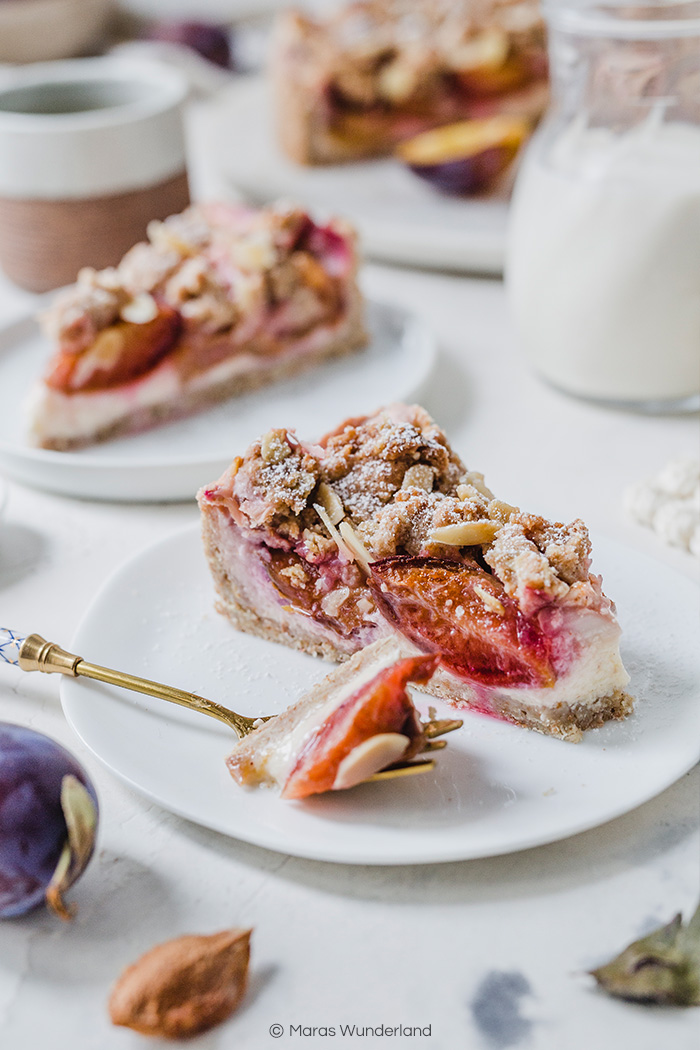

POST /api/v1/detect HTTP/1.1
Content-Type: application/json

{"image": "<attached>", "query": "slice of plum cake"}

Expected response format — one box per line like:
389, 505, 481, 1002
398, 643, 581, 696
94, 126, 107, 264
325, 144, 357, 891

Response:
28, 201, 366, 450
227, 638, 438, 799
198, 404, 633, 741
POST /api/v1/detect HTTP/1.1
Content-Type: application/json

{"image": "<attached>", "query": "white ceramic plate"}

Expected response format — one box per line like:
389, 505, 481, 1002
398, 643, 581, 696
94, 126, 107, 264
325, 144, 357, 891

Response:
219, 78, 510, 275
0, 298, 435, 502
61, 526, 700, 865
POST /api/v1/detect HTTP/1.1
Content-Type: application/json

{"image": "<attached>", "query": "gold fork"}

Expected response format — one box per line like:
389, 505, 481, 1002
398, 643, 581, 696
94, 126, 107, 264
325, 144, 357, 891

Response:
1, 630, 462, 784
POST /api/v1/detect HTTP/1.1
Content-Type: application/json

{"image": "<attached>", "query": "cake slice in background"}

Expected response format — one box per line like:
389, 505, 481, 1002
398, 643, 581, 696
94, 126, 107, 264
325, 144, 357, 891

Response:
271, 0, 548, 165
27, 201, 366, 450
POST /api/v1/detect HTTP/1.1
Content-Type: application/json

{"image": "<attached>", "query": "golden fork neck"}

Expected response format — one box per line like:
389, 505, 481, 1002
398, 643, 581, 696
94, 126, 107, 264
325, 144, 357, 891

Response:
18, 634, 81, 675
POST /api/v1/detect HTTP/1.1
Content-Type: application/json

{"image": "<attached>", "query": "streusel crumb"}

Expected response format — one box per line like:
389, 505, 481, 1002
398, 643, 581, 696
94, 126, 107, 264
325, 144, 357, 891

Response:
226, 405, 596, 607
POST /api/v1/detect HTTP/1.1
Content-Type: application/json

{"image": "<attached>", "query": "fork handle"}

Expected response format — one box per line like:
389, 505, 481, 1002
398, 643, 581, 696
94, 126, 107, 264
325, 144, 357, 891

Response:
1, 627, 29, 668
16, 632, 81, 675
3, 630, 252, 736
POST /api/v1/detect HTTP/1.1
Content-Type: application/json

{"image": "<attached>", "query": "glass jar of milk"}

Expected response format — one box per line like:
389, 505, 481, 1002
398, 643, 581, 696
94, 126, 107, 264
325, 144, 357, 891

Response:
506, 1, 700, 410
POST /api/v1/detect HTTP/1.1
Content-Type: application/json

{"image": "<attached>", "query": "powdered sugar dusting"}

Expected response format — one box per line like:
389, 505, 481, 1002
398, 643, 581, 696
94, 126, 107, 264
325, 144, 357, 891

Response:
206, 405, 600, 610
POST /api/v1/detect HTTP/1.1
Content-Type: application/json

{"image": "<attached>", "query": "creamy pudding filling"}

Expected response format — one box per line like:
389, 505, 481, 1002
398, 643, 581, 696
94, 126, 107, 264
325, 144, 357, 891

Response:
200, 405, 632, 740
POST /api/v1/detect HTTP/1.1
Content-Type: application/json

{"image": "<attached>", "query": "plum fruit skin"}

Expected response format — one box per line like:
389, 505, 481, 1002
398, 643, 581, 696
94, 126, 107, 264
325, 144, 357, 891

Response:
149, 21, 232, 69
397, 116, 530, 197
407, 144, 516, 196
0, 724, 98, 919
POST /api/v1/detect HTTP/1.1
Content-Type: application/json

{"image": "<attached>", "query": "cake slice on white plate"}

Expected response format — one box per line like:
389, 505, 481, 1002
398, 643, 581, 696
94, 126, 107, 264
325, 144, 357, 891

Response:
198, 404, 633, 742
272, 0, 549, 165
27, 201, 366, 450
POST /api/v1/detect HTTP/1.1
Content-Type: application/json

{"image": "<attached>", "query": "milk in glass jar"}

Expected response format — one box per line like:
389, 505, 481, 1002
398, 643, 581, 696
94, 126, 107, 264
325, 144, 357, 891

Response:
506, 1, 700, 410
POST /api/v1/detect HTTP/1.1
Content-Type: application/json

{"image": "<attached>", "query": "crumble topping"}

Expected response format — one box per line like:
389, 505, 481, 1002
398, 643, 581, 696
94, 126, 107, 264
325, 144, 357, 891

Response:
520, 516, 592, 586
321, 405, 465, 510
485, 524, 570, 605
41, 266, 131, 344
41, 201, 355, 350
165, 255, 242, 334
211, 405, 598, 610
283, 0, 545, 111
234, 431, 320, 529
357, 489, 490, 557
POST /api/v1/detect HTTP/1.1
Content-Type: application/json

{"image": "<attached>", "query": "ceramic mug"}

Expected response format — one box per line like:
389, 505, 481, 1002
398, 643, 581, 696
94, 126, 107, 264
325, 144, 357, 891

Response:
0, 57, 191, 292
0, 0, 111, 64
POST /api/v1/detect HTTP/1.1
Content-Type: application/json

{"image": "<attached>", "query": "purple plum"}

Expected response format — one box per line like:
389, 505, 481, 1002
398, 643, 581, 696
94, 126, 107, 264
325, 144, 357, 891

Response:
0, 723, 98, 919
148, 20, 232, 70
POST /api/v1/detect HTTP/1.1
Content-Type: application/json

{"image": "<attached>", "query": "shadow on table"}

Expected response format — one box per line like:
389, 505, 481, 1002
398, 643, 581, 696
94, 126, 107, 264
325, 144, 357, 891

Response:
0, 851, 177, 985
174, 762, 700, 908
0, 523, 46, 589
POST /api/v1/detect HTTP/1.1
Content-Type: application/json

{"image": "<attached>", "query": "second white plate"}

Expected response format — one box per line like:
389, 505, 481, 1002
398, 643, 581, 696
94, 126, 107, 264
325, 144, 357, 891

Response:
0, 298, 435, 502
219, 78, 510, 275
61, 525, 700, 865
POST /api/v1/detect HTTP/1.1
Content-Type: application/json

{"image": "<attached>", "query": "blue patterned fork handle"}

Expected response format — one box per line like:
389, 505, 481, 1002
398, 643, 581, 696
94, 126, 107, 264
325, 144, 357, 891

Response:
0, 628, 25, 668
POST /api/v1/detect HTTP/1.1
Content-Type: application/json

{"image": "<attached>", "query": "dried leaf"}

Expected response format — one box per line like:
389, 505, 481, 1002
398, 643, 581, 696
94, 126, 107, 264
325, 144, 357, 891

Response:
590, 903, 700, 1006
109, 928, 252, 1037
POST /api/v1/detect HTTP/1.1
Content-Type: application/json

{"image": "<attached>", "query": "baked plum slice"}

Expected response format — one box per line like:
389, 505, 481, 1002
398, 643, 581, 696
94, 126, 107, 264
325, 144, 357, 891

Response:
264, 547, 366, 639
45, 302, 181, 392
396, 116, 530, 196
281, 653, 438, 800
369, 555, 555, 688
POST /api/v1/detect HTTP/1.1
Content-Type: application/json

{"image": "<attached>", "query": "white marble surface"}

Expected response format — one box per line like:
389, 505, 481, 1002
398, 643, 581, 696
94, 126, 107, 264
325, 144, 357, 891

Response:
0, 207, 699, 1049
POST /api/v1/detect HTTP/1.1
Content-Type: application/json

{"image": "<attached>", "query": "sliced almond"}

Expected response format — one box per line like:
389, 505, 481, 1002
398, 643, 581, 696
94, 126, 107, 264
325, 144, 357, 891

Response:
314, 507, 374, 572
456, 483, 482, 502
429, 520, 500, 546
488, 498, 519, 522
446, 27, 510, 73
463, 471, 495, 499
402, 464, 435, 492
316, 481, 345, 525
333, 734, 410, 791
338, 520, 374, 573
314, 503, 355, 563
119, 293, 158, 325
321, 586, 350, 618
260, 429, 291, 464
